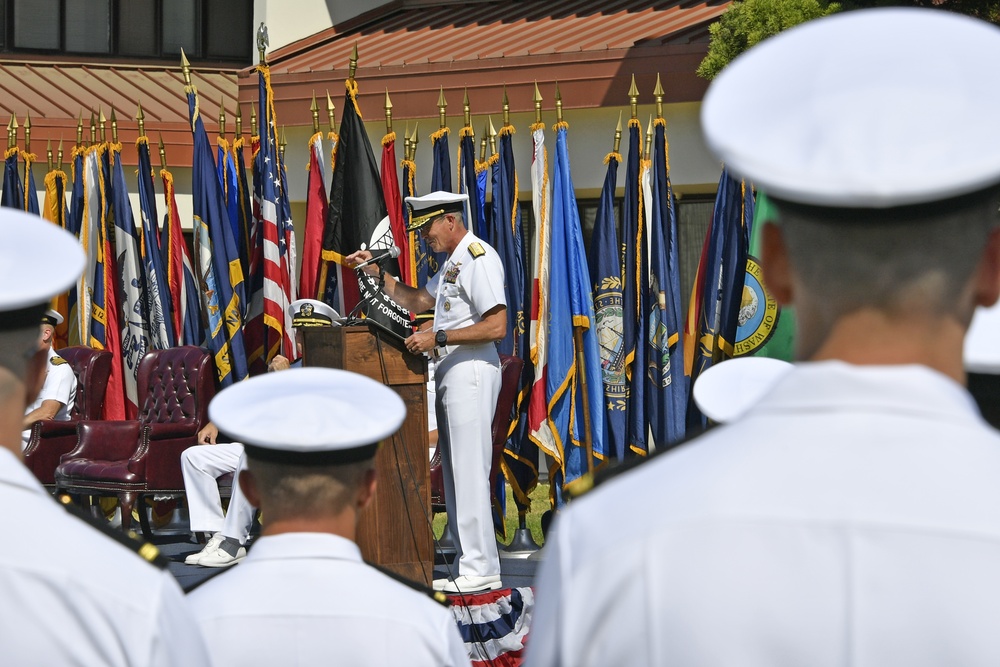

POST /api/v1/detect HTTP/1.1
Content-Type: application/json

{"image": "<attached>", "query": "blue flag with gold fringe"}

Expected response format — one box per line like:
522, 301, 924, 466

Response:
621, 119, 648, 456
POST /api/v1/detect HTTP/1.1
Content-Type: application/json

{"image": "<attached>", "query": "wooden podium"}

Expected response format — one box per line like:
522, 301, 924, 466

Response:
300, 324, 433, 584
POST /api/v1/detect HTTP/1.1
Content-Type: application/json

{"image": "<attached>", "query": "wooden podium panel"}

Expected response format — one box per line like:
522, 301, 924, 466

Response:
301, 325, 432, 584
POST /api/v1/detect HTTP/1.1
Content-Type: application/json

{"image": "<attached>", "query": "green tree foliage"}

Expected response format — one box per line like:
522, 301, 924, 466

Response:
697, 0, 841, 80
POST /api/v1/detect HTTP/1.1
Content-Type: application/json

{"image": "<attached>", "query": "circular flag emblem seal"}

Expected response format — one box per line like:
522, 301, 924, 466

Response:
735, 256, 779, 356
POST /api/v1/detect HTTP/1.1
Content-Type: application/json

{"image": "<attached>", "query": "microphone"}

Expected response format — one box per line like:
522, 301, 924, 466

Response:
354, 245, 400, 269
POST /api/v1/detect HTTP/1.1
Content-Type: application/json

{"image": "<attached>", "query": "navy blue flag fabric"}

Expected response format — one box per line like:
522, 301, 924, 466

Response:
2, 150, 23, 209
23, 155, 39, 215
136, 139, 175, 349
621, 120, 648, 456
588, 152, 626, 461
646, 121, 686, 446
233, 139, 255, 291
413, 127, 450, 285
459, 129, 488, 242
188, 91, 249, 387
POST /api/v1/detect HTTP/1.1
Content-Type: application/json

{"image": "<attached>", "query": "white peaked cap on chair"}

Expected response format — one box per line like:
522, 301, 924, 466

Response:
0, 208, 84, 311
209, 368, 406, 464
702, 8, 1000, 208
693, 357, 793, 424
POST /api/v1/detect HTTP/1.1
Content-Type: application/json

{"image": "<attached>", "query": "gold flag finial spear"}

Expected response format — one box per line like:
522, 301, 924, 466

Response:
463, 88, 471, 128
533, 81, 543, 125
76, 111, 83, 147
653, 73, 664, 120
384, 89, 393, 135
235, 104, 243, 138
555, 82, 563, 124
488, 116, 497, 154
88, 110, 96, 146
437, 87, 447, 130
479, 119, 488, 161
46, 139, 52, 172
409, 122, 419, 161
403, 122, 410, 157
57, 138, 64, 171
644, 115, 653, 160
628, 74, 639, 120
502, 85, 510, 127
110, 107, 118, 145
11, 115, 18, 149
5, 116, 12, 150
218, 104, 226, 140
157, 134, 167, 171
98, 108, 106, 144
326, 90, 336, 134
136, 100, 146, 138
257, 22, 269, 66
348, 42, 358, 81
613, 110, 623, 153
279, 125, 287, 162
250, 103, 258, 137
180, 49, 192, 89
23, 112, 31, 153
310, 92, 320, 135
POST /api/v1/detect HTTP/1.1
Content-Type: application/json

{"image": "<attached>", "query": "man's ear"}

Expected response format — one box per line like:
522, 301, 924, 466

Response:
973, 227, 1000, 308
357, 467, 377, 511
238, 469, 261, 508
760, 223, 794, 306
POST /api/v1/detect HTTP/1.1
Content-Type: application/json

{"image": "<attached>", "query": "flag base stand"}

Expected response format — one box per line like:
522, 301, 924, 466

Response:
434, 518, 458, 563
500, 527, 540, 558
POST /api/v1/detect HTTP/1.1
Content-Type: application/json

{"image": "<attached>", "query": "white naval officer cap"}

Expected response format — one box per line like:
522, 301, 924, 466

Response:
0, 208, 84, 327
701, 8, 1000, 208
693, 357, 793, 424
209, 367, 406, 465
288, 298, 341, 328
41, 309, 64, 327
405, 191, 469, 232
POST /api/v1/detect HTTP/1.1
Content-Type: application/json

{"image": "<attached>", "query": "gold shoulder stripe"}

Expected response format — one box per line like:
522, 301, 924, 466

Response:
468, 242, 486, 258
50, 356, 68, 366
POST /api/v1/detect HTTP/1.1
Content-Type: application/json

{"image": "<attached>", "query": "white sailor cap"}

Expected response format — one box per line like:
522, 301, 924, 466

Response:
208, 367, 406, 465
0, 209, 84, 328
41, 309, 64, 327
288, 298, 340, 328
405, 191, 468, 232
702, 8, 1000, 208
693, 357, 793, 424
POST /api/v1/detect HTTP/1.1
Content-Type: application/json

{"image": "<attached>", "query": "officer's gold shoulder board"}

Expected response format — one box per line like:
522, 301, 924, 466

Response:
56, 494, 170, 570
468, 242, 486, 259
50, 356, 68, 366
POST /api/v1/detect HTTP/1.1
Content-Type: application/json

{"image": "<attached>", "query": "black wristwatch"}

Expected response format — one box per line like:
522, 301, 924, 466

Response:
435, 330, 448, 347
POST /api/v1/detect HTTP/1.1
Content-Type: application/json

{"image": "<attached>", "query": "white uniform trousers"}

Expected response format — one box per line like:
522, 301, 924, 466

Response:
181, 443, 255, 541
436, 344, 501, 578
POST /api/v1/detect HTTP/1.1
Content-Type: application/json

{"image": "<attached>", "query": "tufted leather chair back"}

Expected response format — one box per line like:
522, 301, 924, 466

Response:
57, 346, 112, 421
136, 346, 215, 426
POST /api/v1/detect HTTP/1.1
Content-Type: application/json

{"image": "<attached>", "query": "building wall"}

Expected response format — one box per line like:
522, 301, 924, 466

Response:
253, 0, 393, 52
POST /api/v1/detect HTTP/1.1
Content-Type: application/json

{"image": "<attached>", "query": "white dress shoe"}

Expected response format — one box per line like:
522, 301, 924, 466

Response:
432, 577, 450, 591
197, 545, 246, 568
185, 533, 224, 565
442, 574, 502, 594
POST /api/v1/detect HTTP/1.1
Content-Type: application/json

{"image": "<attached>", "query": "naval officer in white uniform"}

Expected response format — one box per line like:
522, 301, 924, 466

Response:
188, 367, 471, 667
182, 298, 339, 567
21, 309, 76, 449
347, 191, 507, 594
529, 9, 1000, 666
0, 209, 210, 665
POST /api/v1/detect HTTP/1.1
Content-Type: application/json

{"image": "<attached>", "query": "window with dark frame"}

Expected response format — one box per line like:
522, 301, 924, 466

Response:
3, 0, 251, 63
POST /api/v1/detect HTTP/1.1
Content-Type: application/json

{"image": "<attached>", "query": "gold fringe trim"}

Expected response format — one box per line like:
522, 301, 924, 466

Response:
346, 78, 362, 119
22, 151, 37, 164
529, 122, 545, 132
653, 118, 666, 128
216, 137, 229, 152
135, 136, 149, 148
487, 153, 499, 168
475, 159, 487, 175
430, 127, 449, 143
4, 147, 18, 160
497, 125, 515, 137
459, 126, 474, 138
381, 131, 396, 146
71, 145, 86, 159
187, 87, 200, 129
628, 117, 641, 129
603, 151, 622, 165
233, 137, 245, 151
552, 120, 569, 131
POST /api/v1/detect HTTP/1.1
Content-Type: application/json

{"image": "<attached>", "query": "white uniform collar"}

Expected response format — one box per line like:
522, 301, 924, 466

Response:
445, 231, 475, 265
0, 447, 48, 497
245, 532, 363, 563
756, 360, 981, 421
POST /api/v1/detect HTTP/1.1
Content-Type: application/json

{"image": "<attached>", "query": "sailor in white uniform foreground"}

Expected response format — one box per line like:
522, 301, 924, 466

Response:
0, 209, 209, 666
188, 367, 471, 667
529, 9, 1000, 666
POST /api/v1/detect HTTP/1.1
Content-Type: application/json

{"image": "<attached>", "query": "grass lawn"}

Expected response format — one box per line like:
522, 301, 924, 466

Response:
433, 482, 551, 547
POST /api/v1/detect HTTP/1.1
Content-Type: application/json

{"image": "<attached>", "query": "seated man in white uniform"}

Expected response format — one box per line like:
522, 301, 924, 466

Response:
0, 210, 210, 665
182, 298, 339, 567
188, 367, 471, 667
528, 9, 1000, 667
21, 309, 76, 449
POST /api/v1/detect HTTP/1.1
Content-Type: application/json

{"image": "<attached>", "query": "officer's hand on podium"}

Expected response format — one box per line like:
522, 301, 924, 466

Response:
405, 329, 436, 355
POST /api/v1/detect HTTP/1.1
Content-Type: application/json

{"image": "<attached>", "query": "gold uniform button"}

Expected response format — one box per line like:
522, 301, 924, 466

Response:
443, 300, 451, 312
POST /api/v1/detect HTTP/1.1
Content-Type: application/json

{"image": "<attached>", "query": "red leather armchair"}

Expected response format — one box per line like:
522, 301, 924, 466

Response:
23, 346, 113, 487
429, 354, 524, 521
55, 346, 215, 537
